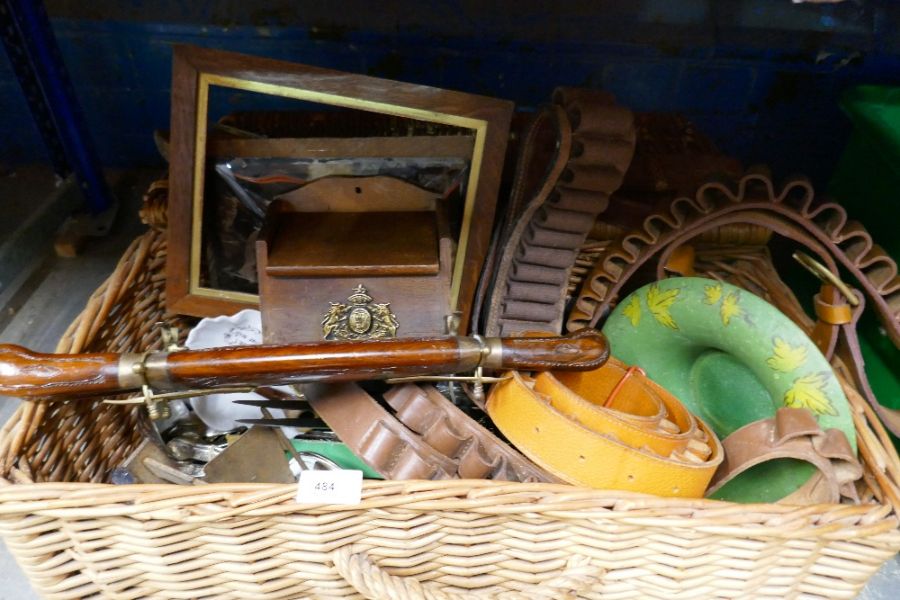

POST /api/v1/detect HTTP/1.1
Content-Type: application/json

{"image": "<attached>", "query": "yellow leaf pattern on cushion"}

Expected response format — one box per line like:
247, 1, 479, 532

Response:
704, 283, 723, 305
784, 372, 837, 416
766, 337, 808, 373
720, 291, 744, 326
623, 295, 641, 327
646, 284, 680, 330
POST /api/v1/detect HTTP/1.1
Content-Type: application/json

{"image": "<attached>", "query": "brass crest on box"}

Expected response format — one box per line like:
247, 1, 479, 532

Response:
322, 285, 399, 340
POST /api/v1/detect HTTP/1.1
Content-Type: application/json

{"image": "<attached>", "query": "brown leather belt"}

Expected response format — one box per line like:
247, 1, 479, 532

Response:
479, 87, 636, 336
569, 172, 900, 436
812, 286, 900, 435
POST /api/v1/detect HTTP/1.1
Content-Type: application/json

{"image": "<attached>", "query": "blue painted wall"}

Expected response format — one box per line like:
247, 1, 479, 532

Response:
2, 1, 900, 188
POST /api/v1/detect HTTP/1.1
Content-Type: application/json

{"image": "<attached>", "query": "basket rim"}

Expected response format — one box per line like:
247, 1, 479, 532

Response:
0, 479, 898, 540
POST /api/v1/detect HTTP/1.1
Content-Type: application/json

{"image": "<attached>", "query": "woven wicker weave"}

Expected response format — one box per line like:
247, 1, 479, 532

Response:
0, 220, 898, 598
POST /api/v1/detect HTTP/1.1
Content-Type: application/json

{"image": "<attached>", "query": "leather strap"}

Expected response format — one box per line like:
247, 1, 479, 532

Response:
829, 292, 900, 435
810, 284, 853, 356
485, 358, 723, 497
708, 407, 862, 504
569, 172, 900, 436
570, 173, 900, 349
305, 382, 556, 482
480, 87, 635, 336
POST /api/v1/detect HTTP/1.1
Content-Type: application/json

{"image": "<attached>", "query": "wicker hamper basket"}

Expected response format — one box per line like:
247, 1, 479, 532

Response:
0, 206, 899, 599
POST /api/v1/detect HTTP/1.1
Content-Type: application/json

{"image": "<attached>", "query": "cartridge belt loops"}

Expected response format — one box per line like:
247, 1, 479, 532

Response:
481, 87, 636, 337
305, 381, 557, 483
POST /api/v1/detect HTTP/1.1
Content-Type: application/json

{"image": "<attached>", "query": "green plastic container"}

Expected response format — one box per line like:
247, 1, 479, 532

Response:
827, 85, 900, 432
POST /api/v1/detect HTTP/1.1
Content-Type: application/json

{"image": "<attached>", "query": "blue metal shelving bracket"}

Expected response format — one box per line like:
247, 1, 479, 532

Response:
0, 0, 114, 217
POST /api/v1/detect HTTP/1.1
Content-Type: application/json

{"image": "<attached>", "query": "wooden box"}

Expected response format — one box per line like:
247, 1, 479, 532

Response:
256, 176, 454, 343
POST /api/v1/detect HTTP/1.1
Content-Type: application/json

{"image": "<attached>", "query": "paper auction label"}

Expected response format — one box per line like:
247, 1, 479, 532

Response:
296, 470, 363, 505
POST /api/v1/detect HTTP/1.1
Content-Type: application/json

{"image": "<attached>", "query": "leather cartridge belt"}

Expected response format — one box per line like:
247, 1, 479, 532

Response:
485, 357, 723, 498
305, 381, 556, 482
479, 87, 636, 336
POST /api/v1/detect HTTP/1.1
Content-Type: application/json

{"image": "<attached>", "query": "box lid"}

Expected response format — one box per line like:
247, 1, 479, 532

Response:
265, 211, 440, 277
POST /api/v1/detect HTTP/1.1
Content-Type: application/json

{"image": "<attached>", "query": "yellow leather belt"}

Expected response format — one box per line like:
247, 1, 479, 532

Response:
485, 358, 723, 498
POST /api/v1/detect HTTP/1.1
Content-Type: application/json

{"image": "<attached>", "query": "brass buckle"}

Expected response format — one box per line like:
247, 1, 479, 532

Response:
792, 251, 859, 307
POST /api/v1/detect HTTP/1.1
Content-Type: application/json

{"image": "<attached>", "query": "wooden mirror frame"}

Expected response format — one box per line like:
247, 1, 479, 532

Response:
166, 45, 513, 333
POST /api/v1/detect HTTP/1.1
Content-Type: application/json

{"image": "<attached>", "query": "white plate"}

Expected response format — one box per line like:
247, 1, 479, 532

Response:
185, 309, 297, 434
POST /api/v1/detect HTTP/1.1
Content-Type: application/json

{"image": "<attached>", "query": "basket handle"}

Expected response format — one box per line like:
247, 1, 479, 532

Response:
332, 545, 602, 600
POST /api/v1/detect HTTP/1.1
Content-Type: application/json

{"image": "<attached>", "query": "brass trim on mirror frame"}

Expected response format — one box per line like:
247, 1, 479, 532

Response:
187, 73, 488, 312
